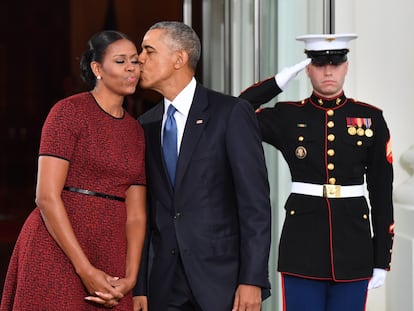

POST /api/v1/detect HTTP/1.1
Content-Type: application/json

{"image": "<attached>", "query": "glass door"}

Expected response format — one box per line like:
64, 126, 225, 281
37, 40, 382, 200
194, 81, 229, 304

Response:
188, 1, 326, 309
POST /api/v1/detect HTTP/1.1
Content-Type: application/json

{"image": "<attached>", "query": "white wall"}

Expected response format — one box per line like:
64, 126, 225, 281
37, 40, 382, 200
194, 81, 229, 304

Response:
335, 1, 414, 310
336, 0, 414, 185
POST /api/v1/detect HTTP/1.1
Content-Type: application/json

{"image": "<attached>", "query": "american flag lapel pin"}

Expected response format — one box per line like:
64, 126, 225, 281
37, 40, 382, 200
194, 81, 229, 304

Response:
196, 119, 204, 124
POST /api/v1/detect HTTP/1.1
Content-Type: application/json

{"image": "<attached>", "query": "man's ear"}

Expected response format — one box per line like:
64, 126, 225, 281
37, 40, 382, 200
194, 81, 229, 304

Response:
344, 61, 349, 75
174, 50, 189, 69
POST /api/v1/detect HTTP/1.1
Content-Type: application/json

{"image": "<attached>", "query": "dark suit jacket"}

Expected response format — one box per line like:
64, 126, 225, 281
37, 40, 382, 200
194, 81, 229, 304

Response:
134, 83, 272, 310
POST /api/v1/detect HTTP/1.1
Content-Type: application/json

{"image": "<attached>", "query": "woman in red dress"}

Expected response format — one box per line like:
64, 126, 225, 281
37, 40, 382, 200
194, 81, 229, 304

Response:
0, 30, 146, 310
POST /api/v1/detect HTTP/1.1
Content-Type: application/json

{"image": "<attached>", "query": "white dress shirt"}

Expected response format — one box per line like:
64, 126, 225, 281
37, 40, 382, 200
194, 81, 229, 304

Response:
162, 77, 196, 153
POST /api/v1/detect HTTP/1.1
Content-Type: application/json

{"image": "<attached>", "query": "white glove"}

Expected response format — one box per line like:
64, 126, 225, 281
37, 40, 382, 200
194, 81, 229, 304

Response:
368, 268, 387, 290
275, 58, 311, 90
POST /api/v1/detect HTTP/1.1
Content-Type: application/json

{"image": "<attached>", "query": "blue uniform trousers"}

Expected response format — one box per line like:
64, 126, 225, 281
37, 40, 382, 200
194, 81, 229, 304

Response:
281, 273, 369, 311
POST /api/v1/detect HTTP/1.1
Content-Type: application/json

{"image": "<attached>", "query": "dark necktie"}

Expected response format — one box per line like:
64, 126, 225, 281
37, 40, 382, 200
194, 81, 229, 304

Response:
163, 104, 178, 185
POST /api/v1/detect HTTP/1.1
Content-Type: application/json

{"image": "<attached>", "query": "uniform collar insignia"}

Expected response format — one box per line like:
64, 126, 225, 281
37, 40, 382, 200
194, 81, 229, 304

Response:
311, 92, 346, 108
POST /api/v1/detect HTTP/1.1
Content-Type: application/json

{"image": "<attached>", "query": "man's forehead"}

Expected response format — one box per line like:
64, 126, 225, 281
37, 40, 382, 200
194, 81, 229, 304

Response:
144, 28, 163, 39
142, 29, 164, 46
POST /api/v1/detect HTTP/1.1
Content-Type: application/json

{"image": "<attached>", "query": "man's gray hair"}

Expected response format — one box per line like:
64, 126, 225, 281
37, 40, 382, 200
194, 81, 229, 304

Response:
150, 21, 201, 71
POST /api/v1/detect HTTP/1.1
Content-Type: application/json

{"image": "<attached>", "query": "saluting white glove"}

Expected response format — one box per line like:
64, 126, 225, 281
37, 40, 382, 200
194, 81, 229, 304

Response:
368, 268, 387, 290
275, 58, 311, 90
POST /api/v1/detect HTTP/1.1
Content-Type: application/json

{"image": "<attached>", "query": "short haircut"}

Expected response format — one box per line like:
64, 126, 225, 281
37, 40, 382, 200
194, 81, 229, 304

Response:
150, 21, 201, 71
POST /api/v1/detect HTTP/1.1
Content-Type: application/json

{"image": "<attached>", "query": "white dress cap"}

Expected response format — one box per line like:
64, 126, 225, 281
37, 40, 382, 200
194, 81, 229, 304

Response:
296, 33, 358, 51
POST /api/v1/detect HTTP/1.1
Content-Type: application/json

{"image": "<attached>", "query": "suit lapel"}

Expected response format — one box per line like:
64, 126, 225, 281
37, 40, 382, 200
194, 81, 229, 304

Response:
175, 84, 209, 190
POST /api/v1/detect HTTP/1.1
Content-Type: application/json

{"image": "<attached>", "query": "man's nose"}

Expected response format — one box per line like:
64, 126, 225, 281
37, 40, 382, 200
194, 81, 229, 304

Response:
138, 53, 145, 64
324, 65, 334, 74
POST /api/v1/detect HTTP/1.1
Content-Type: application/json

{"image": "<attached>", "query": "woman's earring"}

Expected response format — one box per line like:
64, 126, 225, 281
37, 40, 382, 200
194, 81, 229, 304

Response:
96, 75, 102, 80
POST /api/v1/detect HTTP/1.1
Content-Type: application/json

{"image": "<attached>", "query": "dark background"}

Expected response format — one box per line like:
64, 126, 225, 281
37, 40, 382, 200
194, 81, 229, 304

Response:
0, 0, 203, 298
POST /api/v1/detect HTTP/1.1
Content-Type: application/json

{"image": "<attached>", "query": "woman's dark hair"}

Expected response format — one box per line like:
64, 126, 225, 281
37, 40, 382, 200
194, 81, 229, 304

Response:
79, 30, 131, 88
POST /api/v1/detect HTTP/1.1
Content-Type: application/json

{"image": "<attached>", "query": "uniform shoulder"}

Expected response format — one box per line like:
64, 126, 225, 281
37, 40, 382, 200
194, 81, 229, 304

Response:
275, 98, 309, 108
347, 97, 383, 112
255, 99, 306, 114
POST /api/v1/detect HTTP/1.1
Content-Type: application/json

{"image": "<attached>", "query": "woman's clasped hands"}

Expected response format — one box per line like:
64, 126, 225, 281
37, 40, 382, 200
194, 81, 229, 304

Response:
81, 265, 132, 308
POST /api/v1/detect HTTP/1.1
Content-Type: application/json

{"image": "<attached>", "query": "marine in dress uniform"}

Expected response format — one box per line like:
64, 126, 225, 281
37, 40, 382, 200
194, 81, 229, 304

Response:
240, 34, 394, 311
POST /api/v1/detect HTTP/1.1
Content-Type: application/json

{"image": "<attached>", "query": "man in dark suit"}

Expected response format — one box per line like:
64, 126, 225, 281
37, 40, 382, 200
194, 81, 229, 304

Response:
133, 21, 272, 311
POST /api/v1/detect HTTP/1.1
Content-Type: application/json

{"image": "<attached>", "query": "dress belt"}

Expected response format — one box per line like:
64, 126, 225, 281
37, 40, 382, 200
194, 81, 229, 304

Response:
291, 182, 365, 198
63, 186, 125, 202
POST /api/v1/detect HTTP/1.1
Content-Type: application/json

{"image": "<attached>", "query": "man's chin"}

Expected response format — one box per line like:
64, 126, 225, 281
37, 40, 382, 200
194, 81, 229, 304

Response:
319, 86, 340, 96
139, 81, 150, 89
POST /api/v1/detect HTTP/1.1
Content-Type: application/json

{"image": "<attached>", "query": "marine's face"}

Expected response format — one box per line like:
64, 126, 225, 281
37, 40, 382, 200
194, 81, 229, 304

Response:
306, 61, 348, 98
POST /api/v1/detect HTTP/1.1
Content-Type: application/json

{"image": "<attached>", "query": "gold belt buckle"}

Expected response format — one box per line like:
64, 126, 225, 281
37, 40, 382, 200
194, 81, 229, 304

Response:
323, 184, 341, 198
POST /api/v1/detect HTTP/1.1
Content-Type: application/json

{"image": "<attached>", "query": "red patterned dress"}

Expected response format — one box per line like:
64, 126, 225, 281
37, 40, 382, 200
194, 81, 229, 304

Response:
1, 92, 146, 310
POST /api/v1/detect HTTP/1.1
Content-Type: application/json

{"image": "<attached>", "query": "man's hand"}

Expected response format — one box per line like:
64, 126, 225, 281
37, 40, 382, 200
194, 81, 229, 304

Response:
275, 58, 311, 90
368, 268, 387, 290
133, 296, 148, 311
232, 284, 262, 311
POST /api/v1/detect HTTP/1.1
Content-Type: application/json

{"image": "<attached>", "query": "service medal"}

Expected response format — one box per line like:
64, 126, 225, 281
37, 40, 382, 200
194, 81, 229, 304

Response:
348, 126, 357, 135
357, 127, 365, 136
365, 128, 373, 137
295, 146, 307, 159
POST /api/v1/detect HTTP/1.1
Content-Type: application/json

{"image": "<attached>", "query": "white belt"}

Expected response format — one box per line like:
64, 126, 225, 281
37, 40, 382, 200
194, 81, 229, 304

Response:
291, 182, 365, 198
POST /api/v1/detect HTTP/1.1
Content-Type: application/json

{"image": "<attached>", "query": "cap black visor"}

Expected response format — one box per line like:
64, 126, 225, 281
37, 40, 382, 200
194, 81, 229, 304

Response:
306, 49, 349, 66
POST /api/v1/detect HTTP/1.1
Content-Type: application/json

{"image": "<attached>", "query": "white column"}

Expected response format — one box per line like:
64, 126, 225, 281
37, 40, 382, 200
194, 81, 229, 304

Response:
387, 145, 414, 311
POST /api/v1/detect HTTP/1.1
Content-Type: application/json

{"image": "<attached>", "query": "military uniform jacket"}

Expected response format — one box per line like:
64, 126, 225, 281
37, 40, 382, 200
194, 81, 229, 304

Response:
240, 78, 394, 281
